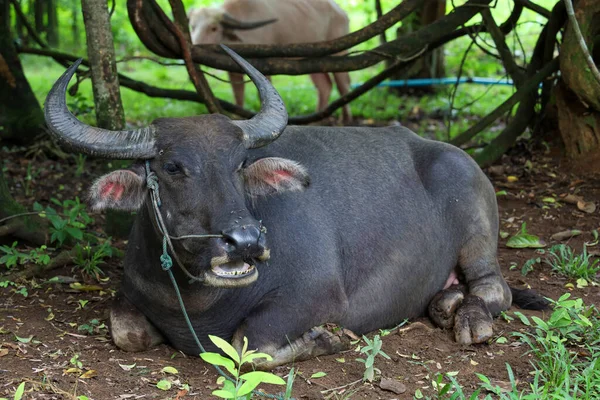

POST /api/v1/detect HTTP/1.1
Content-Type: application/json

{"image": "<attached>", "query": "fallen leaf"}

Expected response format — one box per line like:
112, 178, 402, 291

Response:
161, 366, 179, 375
577, 200, 596, 214
470, 359, 479, 366
551, 230, 582, 241
379, 378, 407, 394
561, 194, 583, 204
576, 278, 588, 288
0, 348, 8, 357
175, 389, 188, 399
80, 369, 97, 379
63, 367, 82, 375
506, 176, 518, 183
119, 363, 136, 371
69, 283, 103, 292
310, 371, 327, 379
506, 224, 546, 249
14, 334, 33, 343
156, 379, 172, 390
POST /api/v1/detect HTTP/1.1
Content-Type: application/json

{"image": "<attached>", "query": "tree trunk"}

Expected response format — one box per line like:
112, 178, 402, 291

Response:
71, 0, 80, 49
556, 0, 600, 159
34, 0, 45, 37
46, 0, 58, 47
81, 0, 132, 238
390, 1, 446, 90
0, 0, 45, 144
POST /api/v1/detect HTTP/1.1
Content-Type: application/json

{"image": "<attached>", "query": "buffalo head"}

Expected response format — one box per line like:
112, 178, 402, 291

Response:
44, 46, 309, 288
188, 7, 277, 44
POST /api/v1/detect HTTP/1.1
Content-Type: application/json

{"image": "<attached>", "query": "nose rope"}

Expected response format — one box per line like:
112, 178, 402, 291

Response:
143, 161, 284, 400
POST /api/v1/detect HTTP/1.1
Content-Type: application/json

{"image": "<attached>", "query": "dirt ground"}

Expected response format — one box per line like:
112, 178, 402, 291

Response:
1, 138, 599, 400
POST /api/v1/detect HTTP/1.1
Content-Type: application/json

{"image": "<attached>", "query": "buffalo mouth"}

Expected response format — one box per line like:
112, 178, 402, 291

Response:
204, 259, 258, 287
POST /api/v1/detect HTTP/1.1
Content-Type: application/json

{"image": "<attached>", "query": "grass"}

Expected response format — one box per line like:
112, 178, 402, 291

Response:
544, 245, 600, 283
21, 1, 546, 143
425, 294, 600, 399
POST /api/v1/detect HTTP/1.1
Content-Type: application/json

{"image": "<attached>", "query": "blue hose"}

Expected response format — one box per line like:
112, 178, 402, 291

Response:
351, 76, 514, 88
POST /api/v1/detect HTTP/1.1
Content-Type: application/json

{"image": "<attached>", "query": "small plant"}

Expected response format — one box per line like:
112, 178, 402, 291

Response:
77, 319, 106, 335
70, 353, 83, 369
0, 243, 51, 269
0, 242, 27, 269
200, 335, 286, 399
544, 244, 600, 283
22, 163, 41, 196
34, 197, 94, 247
355, 334, 390, 382
73, 240, 116, 279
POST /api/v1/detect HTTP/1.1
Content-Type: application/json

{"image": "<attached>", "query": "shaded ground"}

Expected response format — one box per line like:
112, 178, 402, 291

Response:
1, 138, 599, 399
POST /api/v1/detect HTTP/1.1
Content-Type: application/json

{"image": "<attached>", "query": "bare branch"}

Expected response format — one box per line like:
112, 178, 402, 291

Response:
481, 8, 525, 86
516, 0, 552, 19
451, 58, 559, 148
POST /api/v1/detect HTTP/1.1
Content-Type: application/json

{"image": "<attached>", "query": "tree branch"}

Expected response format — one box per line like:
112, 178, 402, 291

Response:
127, 0, 492, 74
516, 0, 552, 19
451, 58, 559, 148
481, 8, 525, 87
9, 0, 48, 49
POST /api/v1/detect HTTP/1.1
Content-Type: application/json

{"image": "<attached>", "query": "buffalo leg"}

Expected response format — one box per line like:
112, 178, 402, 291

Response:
229, 72, 245, 108
110, 292, 164, 352
310, 73, 332, 113
232, 326, 347, 370
333, 71, 352, 122
429, 236, 511, 344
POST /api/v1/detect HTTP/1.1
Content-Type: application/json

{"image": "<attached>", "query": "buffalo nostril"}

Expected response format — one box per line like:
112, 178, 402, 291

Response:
221, 225, 262, 253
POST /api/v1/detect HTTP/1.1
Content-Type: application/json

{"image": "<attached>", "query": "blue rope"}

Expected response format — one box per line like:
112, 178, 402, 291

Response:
144, 161, 285, 400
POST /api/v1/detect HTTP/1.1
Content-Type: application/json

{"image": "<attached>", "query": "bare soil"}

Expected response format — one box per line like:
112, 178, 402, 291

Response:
1, 140, 599, 399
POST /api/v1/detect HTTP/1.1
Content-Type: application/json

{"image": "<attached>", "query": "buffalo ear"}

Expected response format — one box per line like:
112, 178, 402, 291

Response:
88, 168, 146, 211
243, 157, 310, 196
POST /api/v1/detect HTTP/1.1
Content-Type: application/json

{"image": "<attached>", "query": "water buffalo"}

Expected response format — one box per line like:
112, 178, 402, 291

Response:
44, 46, 545, 369
188, 0, 352, 122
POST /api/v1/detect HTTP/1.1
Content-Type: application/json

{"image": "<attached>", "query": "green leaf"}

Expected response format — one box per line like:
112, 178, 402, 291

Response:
14, 334, 33, 343
310, 371, 327, 379
211, 389, 236, 399
495, 337, 508, 344
208, 335, 240, 364
65, 227, 83, 240
506, 224, 546, 249
240, 371, 285, 385
513, 312, 531, 326
156, 379, 171, 390
161, 366, 178, 374
240, 352, 272, 365
14, 382, 25, 400
200, 352, 237, 376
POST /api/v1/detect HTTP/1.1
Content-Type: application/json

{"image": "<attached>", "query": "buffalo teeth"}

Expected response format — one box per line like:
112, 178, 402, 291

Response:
211, 263, 255, 277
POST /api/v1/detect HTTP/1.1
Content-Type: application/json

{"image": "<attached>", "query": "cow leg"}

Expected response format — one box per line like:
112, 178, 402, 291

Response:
232, 326, 347, 370
110, 292, 164, 352
310, 73, 332, 112
229, 72, 245, 107
429, 236, 511, 344
333, 71, 352, 123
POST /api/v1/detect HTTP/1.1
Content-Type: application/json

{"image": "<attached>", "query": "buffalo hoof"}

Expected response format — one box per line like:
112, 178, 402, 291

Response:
453, 295, 493, 344
429, 287, 494, 344
247, 326, 349, 370
110, 294, 164, 352
428, 284, 466, 329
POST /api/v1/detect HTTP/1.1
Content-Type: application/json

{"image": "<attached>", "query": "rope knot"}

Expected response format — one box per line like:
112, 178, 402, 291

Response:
160, 253, 173, 271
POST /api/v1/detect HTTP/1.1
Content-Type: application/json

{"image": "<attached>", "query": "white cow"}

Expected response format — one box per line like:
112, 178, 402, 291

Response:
188, 0, 352, 122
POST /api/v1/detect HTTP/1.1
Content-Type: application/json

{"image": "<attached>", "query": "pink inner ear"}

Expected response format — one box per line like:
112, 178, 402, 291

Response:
264, 169, 293, 186
100, 182, 126, 201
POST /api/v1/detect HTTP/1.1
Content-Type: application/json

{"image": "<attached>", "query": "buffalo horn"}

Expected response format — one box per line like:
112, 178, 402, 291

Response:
220, 13, 277, 30
44, 59, 156, 159
221, 45, 288, 149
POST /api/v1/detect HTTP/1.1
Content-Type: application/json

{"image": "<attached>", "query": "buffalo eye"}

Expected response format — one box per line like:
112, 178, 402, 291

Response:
163, 162, 181, 175
211, 26, 218, 32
